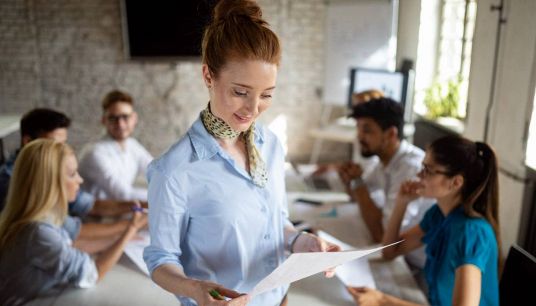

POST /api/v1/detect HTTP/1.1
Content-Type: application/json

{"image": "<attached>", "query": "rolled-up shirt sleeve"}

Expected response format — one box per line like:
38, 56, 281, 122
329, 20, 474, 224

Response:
68, 191, 95, 218
143, 162, 189, 275
61, 215, 81, 241
30, 223, 98, 289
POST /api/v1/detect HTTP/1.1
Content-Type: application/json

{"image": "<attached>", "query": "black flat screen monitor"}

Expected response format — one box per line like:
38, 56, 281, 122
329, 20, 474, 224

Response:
499, 245, 536, 305
122, 1, 216, 59
348, 67, 414, 122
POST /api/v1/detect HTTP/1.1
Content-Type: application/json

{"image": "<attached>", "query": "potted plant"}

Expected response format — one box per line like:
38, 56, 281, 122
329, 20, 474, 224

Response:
423, 76, 463, 120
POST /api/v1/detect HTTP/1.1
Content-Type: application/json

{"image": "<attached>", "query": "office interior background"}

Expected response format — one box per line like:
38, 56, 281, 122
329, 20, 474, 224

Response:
1, 0, 535, 259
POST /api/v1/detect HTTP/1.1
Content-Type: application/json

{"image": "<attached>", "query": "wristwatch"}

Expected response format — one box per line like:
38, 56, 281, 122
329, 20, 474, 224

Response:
350, 177, 365, 190
287, 231, 306, 253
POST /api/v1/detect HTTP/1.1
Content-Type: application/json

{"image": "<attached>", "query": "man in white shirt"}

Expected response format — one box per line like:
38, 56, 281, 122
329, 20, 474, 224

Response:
338, 98, 434, 269
79, 90, 153, 201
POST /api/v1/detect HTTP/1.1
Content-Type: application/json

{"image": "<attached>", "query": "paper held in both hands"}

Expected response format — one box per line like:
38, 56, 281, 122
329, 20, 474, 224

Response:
122, 231, 401, 298
249, 239, 402, 297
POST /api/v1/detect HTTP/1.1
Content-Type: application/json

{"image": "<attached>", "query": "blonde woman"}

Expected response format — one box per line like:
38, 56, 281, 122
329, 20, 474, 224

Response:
0, 139, 146, 306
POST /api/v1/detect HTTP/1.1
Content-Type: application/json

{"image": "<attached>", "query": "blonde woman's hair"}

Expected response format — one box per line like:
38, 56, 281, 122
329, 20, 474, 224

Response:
0, 139, 73, 249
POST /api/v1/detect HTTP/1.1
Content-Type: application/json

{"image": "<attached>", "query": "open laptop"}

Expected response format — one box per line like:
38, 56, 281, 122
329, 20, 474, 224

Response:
305, 175, 332, 190
294, 164, 346, 192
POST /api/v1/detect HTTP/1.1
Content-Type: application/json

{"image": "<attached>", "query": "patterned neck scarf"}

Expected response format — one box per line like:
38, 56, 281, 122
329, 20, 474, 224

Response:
201, 104, 268, 187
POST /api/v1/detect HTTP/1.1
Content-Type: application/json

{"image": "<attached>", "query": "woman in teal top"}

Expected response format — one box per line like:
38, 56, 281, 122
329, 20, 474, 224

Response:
348, 135, 500, 306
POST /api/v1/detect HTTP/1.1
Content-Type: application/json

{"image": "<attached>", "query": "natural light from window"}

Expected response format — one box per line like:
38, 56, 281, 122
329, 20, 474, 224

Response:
437, 0, 476, 118
268, 114, 288, 156
526, 87, 536, 169
414, 0, 476, 121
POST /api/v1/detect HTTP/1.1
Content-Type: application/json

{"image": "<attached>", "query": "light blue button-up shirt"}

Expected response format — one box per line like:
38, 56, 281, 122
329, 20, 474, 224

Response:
144, 117, 291, 306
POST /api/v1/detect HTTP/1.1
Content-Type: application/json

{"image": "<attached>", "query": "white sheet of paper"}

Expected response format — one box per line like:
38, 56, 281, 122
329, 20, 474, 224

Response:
249, 240, 401, 297
123, 230, 150, 275
317, 231, 376, 289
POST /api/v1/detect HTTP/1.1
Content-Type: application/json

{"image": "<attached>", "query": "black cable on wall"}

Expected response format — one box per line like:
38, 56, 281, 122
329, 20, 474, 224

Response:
483, 0, 507, 142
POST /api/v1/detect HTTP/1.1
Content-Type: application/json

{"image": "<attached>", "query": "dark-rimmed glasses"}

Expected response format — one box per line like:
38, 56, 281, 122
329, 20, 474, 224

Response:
106, 113, 133, 123
419, 163, 450, 178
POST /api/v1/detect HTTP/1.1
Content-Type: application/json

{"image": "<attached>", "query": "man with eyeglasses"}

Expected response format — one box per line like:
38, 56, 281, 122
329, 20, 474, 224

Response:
79, 90, 153, 202
0, 107, 146, 254
338, 98, 434, 273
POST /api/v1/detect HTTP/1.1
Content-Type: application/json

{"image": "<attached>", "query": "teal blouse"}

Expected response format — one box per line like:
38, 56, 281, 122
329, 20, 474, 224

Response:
420, 205, 499, 306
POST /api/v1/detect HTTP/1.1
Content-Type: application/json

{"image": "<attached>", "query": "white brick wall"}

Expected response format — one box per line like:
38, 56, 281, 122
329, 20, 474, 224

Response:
0, 0, 348, 162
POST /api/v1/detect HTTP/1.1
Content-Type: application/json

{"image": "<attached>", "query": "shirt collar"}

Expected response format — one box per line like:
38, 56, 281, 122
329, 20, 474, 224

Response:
383, 140, 409, 172
188, 114, 265, 161
101, 134, 132, 151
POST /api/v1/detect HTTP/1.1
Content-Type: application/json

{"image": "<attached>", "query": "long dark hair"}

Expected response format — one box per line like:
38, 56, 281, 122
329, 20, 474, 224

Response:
429, 135, 501, 254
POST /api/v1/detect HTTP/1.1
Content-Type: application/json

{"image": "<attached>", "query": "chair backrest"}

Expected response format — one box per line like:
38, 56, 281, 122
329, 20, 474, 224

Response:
499, 244, 536, 305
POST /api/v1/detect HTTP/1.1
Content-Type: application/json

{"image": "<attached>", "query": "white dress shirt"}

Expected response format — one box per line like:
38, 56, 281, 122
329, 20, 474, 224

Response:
364, 140, 435, 268
79, 135, 153, 201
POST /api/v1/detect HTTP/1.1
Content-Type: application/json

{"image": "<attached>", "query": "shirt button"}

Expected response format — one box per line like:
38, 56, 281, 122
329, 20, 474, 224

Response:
264, 234, 270, 240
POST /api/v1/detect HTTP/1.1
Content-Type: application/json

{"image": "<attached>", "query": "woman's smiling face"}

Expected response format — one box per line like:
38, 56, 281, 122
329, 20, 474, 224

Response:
203, 59, 278, 132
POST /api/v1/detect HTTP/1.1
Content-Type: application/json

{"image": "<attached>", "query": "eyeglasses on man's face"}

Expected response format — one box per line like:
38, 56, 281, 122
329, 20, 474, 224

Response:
419, 163, 450, 178
106, 113, 133, 123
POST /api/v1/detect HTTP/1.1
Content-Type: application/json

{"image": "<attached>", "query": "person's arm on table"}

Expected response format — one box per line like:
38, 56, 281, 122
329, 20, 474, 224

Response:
351, 184, 384, 243
382, 180, 425, 260
346, 262, 482, 306
89, 199, 148, 217
94, 211, 146, 280
77, 219, 131, 240
338, 162, 384, 242
347, 287, 422, 306
73, 236, 118, 254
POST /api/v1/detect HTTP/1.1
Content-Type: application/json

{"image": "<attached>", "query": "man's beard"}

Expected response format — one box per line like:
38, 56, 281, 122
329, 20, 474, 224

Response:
360, 141, 377, 158
360, 150, 376, 158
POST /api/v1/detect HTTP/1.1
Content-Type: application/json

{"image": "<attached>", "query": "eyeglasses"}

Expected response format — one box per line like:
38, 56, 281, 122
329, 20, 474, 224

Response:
419, 164, 450, 178
106, 113, 132, 123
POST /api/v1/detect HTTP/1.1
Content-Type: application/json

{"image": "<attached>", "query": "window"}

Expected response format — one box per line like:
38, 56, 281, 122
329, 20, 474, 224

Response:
437, 0, 476, 118
414, 0, 477, 120
526, 87, 536, 170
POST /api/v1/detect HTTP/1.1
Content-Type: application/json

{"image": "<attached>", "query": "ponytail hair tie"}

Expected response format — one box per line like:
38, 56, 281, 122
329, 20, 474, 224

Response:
475, 141, 487, 158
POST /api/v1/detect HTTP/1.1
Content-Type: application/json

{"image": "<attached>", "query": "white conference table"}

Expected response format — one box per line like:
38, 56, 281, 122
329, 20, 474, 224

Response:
27, 191, 427, 306
286, 191, 428, 305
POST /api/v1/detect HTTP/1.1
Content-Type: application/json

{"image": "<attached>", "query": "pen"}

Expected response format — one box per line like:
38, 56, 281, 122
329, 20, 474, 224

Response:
209, 289, 225, 300
131, 206, 148, 213
295, 198, 323, 206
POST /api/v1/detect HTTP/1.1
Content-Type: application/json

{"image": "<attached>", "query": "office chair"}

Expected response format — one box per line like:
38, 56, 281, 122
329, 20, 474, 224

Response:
499, 244, 536, 305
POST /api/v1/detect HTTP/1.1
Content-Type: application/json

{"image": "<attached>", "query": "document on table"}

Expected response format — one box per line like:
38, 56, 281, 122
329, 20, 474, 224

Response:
249, 240, 401, 297
123, 230, 150, 275
317, 231, 376, 289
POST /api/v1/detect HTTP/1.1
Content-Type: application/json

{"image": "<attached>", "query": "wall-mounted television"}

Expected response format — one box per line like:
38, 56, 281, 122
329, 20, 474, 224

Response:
122, 0, 216, 59
348, 67, 415, 122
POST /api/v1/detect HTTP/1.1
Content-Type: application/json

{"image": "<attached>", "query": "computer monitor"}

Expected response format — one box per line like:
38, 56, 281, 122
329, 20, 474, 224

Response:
500, 244, 536, 305
348, 67, 414, 122
121, 0, 215, 59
